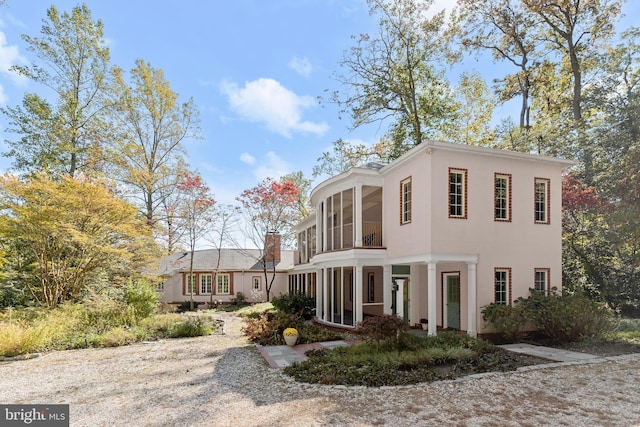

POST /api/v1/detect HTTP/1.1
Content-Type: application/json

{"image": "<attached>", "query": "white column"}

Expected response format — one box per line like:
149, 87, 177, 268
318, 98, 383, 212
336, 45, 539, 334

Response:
396, 279, 405, 320
428, 262, 437, 336
316, 202, 322, 253
323, 268, 329, 321
322, 200, 328, 253
354, 183, 363, 247
354, 264, 363, 324
315, 270, 321, 318
383, 265, 392, 315
467, 262, 477, 337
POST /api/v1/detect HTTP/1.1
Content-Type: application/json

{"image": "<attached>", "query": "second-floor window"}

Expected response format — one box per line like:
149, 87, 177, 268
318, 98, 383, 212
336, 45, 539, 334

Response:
401, 177, 412, 224
449, 168, 467, 219
535, 178, 550, 224
200, 274, 212, 294
495, 173, 511, 221
217, 273, 230, 295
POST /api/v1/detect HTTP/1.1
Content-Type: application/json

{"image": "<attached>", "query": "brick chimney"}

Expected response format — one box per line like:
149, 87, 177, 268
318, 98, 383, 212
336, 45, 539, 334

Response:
264, 232, 281, 262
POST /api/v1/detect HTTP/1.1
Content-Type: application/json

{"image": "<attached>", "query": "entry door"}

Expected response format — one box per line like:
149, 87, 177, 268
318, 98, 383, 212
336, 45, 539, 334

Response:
403, 278, 410, 323
446, 274, 460, 330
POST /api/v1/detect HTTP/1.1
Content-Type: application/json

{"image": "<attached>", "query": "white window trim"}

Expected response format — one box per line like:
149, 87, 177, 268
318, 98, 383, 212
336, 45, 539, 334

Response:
535, 269, 549, 295
494, 268, 510, 305
185, 274, 196, 295
401, 177, 412, 225
200, 273, 212, 295
535, 178, 550, 224
495, 173, 511, 221
252, 276, 261, 291
449, 168, 467, 219
217, 273, 230, 295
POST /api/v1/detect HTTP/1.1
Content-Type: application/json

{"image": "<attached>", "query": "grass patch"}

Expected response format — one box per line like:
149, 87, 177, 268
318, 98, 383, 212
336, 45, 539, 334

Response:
0, 305, 221, 357
284, 332, 545, 386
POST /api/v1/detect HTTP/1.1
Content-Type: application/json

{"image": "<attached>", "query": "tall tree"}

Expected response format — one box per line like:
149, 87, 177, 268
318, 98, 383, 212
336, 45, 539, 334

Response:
457, 0, 537, 129
333, 0, 455, 158
111, 59, 200, 227
445, 71, 496, 145
522, 0, 623, 124
176, 173, 216, 310
0, 173, 156, 308
236, 177, 300, 301
206, 204, 239, 306
1, 4, 112, 178
312, 138, 394, 179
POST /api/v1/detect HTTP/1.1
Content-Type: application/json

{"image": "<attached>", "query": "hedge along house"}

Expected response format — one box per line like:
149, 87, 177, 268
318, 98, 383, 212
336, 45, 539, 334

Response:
158, 233, 293, 305
289, 140, 575, 337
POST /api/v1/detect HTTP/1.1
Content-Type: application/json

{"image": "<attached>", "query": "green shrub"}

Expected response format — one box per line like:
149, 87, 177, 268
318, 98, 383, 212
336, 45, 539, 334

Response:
232, 292, 248, 306
0, 283, 28, 308
520, 291, 614, 342
356, 314, 408, 342
177, 300, 200, 313
481, 302, 528, 342
271, 293, 316, 320
124, 279, 159, 320
169, 317, 213, 338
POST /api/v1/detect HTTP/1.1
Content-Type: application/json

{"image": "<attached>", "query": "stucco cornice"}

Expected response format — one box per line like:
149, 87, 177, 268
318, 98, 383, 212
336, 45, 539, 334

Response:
381, 140, 576, 176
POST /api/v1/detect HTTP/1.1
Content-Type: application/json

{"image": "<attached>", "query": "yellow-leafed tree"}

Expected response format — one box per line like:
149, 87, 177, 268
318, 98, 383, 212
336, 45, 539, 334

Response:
0, 174, 158, 308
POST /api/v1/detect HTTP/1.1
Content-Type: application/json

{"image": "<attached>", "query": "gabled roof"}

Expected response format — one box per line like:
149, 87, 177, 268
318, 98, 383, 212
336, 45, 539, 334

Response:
157, 248, 294, 276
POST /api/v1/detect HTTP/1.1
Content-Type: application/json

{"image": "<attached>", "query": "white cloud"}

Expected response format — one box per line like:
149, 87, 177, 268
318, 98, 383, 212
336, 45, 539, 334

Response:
240, 152, 256, 165
0, 84, 6, 105
253, 151, 291, 181
0, 30, 28, 90
220, 77, 329, 138
288, 56, 313, 77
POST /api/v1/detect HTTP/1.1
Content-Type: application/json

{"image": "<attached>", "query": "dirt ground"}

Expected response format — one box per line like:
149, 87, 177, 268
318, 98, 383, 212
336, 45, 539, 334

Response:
1, 313, 639, 427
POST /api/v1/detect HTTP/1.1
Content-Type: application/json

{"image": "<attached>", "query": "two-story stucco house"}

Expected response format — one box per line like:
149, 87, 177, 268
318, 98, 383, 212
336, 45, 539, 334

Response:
289, 140, 574, 337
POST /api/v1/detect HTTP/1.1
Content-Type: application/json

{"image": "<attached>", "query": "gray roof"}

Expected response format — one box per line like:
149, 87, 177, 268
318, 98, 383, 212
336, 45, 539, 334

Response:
157, 248, 294, 276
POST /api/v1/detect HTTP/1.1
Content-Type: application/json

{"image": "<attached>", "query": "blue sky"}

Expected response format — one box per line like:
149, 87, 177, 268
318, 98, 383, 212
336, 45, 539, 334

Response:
0, 0, 638, 211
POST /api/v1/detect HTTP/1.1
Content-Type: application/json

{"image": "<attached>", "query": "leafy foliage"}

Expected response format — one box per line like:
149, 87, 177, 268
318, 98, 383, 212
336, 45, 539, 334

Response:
356, 314, 408, 342
124, 279, 159, 320
482, 289, 615, 342
241, 310, 343, 346
0, 174, 157, 308
270, 293, 316, 320
0, 305, 218, 357
1, 4, 112, 178
284, 332, 534, 386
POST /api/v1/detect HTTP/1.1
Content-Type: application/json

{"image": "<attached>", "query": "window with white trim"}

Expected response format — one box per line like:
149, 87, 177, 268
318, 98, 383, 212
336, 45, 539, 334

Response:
495, 269, 510, 305
367, 272, 375, 303
401, 177, 412, 224
534, 269, 549, 294
252, 276, 261, 291
200, 274, 212, 294
449, 168, 467, 218
217, 273, 230, 295
495, 173, 511, 221
185, 274, 196, 295
535, 178, 550, 224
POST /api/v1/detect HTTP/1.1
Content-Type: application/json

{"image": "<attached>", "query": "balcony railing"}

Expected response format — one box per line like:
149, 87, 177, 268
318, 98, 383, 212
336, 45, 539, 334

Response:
362, 221, 382, 246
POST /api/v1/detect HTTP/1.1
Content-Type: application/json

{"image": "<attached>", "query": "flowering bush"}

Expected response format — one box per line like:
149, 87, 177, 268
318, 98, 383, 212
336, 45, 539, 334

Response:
283, 327, 298, 336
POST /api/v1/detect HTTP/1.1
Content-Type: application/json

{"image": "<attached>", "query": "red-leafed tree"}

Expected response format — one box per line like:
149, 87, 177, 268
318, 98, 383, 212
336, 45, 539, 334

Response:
237, 177, 301, 301
177, 173, 216, 310
561, 173, 618, 302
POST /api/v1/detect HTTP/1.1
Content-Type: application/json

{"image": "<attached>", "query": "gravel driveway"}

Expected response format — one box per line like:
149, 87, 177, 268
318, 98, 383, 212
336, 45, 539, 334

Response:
1, 312, 639, 427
